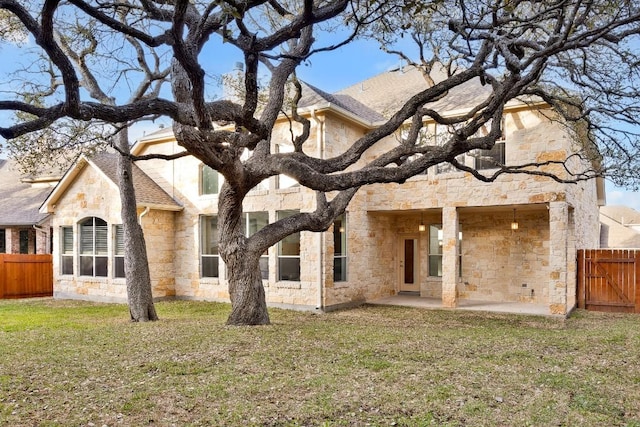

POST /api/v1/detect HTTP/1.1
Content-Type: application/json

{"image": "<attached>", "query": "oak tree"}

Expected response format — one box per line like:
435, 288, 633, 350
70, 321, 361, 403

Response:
1, 0, 640, 325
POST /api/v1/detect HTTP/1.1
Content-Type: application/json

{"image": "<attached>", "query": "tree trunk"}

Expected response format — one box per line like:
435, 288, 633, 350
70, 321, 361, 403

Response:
219, 183, 270, 325
226, 254, 270, 325
115, 129, 159, 322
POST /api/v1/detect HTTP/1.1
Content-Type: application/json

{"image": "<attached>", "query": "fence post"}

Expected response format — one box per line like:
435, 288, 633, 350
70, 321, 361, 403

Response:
0, 254, 4, 299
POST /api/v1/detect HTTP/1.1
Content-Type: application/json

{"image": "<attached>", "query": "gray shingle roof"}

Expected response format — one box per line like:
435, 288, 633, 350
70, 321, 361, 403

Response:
337, 65, 492, 118
298, 81, 385, 123
0, 159, 54, 226
90, 152, 181, 208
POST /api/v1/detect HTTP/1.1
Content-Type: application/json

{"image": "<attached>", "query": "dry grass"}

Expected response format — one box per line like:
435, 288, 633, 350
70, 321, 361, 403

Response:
1, 299, 640, 426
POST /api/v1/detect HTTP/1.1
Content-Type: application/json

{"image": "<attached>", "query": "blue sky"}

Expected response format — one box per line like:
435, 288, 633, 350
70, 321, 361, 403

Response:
0, 28, 637, 210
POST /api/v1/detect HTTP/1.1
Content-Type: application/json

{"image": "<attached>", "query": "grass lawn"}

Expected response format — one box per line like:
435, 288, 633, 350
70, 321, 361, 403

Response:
1, 299, 640, 426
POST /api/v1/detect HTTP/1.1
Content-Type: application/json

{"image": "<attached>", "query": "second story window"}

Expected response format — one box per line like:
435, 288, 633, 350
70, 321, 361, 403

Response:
201, 164, 220, 195
435, 124, 466, 174
276, 144, 299, 189
474, 118, 506, 170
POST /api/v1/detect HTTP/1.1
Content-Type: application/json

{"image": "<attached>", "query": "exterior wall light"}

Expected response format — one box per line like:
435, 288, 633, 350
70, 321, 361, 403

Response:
418, 213, 426, 232
511, 209, 519, 230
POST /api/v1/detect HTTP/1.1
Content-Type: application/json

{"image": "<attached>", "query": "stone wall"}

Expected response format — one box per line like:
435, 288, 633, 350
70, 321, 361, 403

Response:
51, 162, 177, 302
123, 104, 600, 314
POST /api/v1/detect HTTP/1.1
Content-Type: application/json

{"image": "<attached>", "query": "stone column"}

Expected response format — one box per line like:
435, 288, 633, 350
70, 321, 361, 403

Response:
549, 201, 568, 315
442, 206, 459, 308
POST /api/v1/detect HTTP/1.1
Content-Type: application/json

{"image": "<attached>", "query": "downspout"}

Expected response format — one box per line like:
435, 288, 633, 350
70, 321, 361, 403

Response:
32, 224, 49, 254
138, 206, 150, 226
311, 109, 325, 311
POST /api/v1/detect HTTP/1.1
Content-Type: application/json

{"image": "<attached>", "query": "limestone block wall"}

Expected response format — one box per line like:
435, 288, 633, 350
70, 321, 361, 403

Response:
364, 107, 598, 215
323, 199, 398, 310
458, 209, 550, 304
52, 164, 127, 302
128, 104, 601, 313
140, 209, 177, 298
51, 164, 177, 302
134, 114, 373, 310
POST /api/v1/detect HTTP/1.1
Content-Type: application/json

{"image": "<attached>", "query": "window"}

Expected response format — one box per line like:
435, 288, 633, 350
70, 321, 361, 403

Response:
241, 150, 269, 192
243, 212, 269, 279
434, 124, 466, 174
474, 118, 506, 170
428, 225, 462, 278
61, 226, 74, 275
19, 229, 29, 254
333, 214, 347, 282
399, 125, 433, 175
277, 210, 300, 281
201, 164, 220, 195
114, 225, 125, 278
201, 215, 219, 278
79, 217, 108, 277
0, 229, 5, 253
428, 225, 443, 277
475, 142, 505, 170
276, 144, 299, 189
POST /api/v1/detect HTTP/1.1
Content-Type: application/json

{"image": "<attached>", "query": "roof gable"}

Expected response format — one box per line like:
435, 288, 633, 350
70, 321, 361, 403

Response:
41, 152, 182, 214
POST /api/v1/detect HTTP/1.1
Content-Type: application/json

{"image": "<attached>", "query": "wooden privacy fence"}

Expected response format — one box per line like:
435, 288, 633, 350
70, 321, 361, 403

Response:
577, 249, 640, 313
0, 254, 53, 299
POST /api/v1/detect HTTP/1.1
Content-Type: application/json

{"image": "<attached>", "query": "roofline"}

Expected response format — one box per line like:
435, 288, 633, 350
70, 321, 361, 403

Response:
139, 203, 183, 212
40, 156, 91, 214
296, 103, 378, 129
131, 130, 177, 156
131, 97, 552, 151
0, 220, 49, 228
40, 155, 184, 214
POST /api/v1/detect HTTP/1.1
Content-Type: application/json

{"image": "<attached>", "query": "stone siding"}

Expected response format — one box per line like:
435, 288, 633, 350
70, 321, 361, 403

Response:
50, 163, 177, 302
50, 103, 600, 316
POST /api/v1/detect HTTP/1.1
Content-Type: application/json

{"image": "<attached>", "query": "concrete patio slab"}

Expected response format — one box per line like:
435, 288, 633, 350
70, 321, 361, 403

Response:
369, 294, 553, 316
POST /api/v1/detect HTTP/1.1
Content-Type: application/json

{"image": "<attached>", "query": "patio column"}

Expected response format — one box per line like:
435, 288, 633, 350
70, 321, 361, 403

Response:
548, 201, 569, 315
442, 206, 459, 308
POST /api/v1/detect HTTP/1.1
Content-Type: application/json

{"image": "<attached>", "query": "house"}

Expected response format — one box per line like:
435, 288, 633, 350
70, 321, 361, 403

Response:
40, 66, 604, 315
599, 205, 640, 248
0, 159, 58, 255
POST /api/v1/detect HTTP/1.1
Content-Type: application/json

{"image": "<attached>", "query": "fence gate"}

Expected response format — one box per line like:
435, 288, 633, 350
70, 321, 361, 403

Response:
577, 249, 640, 313
0, 254, 53, 299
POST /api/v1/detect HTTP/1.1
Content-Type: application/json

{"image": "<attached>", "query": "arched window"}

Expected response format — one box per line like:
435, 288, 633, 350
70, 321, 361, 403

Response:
79, 217, 108, 277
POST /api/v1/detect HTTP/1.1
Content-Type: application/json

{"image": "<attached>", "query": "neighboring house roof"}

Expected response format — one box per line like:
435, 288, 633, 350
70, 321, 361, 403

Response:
600, 205, 640, 225
599, 205, 640, 248
0, 158, 56, 227
40, 152, 182, 213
